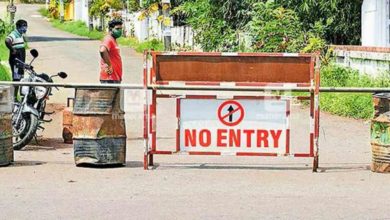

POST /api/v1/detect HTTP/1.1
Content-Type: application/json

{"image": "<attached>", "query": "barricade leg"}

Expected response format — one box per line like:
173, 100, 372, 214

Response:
313, 156, 319, 172
149, 155, 154, 166
144, 155, 148, 170
148, 90, 157, 167
312, 59, 321, 172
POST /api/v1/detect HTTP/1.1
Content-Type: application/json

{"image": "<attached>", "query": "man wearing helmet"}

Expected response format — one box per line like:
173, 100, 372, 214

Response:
99, 19, 123, 84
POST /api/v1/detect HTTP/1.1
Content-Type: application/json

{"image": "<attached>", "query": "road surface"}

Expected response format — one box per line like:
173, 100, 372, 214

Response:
0, 4, 389, 220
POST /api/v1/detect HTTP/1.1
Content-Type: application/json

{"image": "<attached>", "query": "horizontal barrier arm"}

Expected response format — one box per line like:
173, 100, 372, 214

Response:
1, 81, 390, 93
150, 85, 390, 93
0, 81, 145, 89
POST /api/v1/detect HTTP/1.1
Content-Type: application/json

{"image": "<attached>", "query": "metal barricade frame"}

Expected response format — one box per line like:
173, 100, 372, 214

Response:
143, 52, 321, 171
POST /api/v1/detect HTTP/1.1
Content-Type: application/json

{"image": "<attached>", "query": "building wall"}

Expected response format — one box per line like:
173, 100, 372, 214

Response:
362, 0, 390, 47
333, 46, 390, 77
73, 0, 89, 25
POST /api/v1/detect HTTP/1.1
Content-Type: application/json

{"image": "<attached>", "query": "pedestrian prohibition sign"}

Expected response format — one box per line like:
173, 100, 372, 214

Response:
217, 100, 244, 126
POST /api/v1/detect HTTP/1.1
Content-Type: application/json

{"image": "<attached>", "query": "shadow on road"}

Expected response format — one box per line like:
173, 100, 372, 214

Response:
11, 160, 46, 167
150, 162, 371, 172
28, 36, 93, 42
150, 163, 312, 171
75, 161, 144, 169
22, 138, 72, 151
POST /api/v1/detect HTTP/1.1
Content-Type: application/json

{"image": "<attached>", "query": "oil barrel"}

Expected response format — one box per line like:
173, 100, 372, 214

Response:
72, 88, 126, 166
0, 86, 13, 166
63, 98, 74, 144
371, 93, 390, 173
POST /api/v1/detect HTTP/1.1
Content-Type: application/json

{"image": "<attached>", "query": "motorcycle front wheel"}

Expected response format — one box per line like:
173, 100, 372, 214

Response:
13, 113, 39, 150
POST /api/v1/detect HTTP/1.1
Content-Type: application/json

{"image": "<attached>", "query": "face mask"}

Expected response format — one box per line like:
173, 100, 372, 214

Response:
17, 26, 27, 34
112, 29, 122, 39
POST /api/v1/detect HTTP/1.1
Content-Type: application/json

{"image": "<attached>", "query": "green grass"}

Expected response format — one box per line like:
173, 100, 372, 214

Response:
319, 64, 390, 119
50, 18, 164, 52
38, 7, 49, 18
118, 37, 164, 53
51, 20, 104, 40
39, 6, 164, 53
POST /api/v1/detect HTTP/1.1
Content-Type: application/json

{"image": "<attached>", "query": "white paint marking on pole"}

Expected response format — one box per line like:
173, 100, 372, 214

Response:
221, 52, 239, 56
169, 81, 186, 87
162, 51, 178, 55
283, 53, 299, 57
216, 94, 234, 100
283, 83, 298, 88
310, 118, 315, 133
220, 82, 236, 87
179, 99, 289, 154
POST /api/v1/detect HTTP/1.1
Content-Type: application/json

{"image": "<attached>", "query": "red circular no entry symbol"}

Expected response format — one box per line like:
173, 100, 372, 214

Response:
217, 100, 245, 126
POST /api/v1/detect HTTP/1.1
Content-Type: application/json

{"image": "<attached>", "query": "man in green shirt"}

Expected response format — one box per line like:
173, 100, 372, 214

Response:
5, 19, 28, 99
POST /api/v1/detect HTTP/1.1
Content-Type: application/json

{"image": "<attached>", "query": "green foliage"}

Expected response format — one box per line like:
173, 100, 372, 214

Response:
0, 19, 13, 38
0, 64, 11, 81
38, 7, 49, 17
119, 37, 164, 53
173, 0, 253, 51
136, 39, 164, 53
127, 0, 141, 12
320, 65, 390, 119
89, 0, 124, 17
51, 20, 105, 40
0, 19, 12, 62
246, 1, 307, 52
275, 0, 363, 45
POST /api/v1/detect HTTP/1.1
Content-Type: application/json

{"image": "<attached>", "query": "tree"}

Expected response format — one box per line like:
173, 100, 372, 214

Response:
89, 0, 124, 30
275, 0, 363, 45
172, 0, 254, 51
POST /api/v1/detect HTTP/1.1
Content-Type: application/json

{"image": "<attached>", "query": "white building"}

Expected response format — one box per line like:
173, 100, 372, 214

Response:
73, 0, 89, 26
362, 0, 390, 47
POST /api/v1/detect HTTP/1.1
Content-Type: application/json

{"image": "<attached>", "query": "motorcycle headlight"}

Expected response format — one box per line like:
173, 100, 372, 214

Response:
20, 77, 31, 96
20, 86, 29, 96
34, 86, 47, 99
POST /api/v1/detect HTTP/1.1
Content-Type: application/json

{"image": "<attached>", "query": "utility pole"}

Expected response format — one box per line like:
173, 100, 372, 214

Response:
162, 0, 171, 51
7, 0, 16, 25
59, 0, 64, 22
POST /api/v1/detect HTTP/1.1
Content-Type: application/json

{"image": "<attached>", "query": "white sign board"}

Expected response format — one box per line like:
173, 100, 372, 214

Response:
7, 5, 16, 13
179, 98, 290, 154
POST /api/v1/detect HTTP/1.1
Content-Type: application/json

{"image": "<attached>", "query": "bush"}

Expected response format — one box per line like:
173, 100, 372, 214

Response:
0, 64, 11, 81
118, 37, 163, 53
246, 1, 327, 53
135, 39, 164, 53
320, 65, 390, 119
38, 7, 49, 17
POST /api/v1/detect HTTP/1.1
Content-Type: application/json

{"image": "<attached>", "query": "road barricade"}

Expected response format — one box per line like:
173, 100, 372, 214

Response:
143, 52, 321, 171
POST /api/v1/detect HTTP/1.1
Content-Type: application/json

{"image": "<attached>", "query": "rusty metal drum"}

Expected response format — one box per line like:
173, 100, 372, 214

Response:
0, 86, 13, 166
72, 88, 126, 166
62, 98, 74, 144
371, 93, 390, 173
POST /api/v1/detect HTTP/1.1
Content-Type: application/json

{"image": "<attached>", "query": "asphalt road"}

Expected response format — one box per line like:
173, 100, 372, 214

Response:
0, 4, 389, 220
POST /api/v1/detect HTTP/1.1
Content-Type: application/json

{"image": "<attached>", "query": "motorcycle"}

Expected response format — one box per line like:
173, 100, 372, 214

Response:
12, 49, 68, 150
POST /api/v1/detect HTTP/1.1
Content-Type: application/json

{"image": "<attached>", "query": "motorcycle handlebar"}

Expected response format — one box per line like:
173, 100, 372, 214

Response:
15, 58, 33, 71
